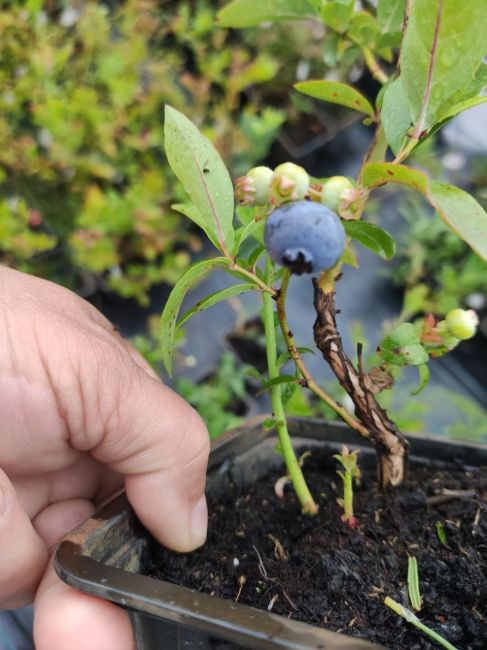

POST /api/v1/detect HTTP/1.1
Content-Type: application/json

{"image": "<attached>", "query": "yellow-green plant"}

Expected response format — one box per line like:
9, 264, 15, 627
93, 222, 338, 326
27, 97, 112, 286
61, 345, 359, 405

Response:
0, 0, 284, 303
334, 445, 360, 528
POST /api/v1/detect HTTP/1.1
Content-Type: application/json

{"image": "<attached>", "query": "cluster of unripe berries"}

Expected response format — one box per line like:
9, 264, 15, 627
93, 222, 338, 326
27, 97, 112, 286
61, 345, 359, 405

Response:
235, 163, 353, 275
421, 309, 479, 355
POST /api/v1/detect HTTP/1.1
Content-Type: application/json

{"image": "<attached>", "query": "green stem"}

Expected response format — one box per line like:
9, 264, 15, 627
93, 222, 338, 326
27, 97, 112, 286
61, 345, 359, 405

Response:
343, 471, 353, 521
361, 46, 388, 85
384, 598, 459, 650
230, 262, 276, 296
263, 259, 318, 515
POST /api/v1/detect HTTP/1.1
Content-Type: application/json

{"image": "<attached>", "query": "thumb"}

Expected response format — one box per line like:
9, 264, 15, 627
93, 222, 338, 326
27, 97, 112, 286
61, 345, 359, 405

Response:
81, 357, 210, 553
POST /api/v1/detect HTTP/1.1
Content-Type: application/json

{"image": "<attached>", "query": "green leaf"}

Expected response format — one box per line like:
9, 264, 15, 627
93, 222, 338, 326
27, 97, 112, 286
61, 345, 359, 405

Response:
362, 162, 487, 261
160, 258, 230, 375
407, 556, 423, 612
380, 78, 412, 155
321, 0, 354, 33
377, 0, 405, 33
217, 0, 319, 28
232, 219, 265, 255
177, 283, 256, 329
247, 244, 266, 268
164, 106, 235, 254
441, 62, 487, 111
172, 203, 221, 251
344, 221, 396, 260
340, 245, 359, 268
400, 0, 487, 131
295, 80, 374, 117
277, 347, 315, 368
258, 374, 297, 395
348, 12, 380, 47
436, 95, 487, 124
378, 323, 429, 366
411, 363, 430, 396
435, 521, 447, 545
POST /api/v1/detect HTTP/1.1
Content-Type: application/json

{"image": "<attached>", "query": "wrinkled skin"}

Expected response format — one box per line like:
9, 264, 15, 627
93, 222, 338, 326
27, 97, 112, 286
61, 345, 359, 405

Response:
0, 267, 210, 650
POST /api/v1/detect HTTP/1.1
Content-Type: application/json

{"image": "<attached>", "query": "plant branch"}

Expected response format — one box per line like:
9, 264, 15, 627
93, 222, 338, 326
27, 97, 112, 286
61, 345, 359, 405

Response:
230, 262, 276, 296
312, 283, 409, 487
276, 271, 370, 439
263, 259, 318, 515
361, 46, 389, 85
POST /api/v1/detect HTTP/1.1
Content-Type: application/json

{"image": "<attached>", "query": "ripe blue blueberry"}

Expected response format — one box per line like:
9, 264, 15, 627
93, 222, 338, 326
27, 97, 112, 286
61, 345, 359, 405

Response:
264, 200, 345, 274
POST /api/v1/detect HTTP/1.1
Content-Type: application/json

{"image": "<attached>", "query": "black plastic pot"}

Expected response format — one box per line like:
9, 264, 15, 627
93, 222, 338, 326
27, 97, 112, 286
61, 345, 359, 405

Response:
55, 418, 487, 650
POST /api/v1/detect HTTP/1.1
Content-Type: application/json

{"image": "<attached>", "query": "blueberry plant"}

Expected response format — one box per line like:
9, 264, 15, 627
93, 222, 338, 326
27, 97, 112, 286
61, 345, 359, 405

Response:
161, 0, 487, 515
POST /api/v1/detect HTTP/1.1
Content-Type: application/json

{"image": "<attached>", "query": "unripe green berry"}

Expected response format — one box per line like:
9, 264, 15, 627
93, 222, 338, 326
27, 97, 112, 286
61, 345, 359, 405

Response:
270, 162, 310, 206
247, 166, 273, 204
445, 308, 478, 340
321, 176, 354, 213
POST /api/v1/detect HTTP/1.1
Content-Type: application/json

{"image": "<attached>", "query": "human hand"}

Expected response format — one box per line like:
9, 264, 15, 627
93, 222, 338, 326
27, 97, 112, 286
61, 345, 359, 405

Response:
0, 266, 210, 649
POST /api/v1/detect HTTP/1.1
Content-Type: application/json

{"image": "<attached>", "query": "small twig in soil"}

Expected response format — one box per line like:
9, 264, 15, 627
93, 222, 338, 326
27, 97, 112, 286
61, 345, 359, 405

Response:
252, 545, 297, 611
235, 575, 246, 603
267, 533, 289, 562
267, 593, 279, 611
473, 506, 482, 528
426, 489, 476, 506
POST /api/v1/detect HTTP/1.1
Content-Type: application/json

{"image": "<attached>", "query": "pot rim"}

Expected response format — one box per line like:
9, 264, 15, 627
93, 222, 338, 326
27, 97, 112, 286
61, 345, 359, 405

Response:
55, 417, 487, 650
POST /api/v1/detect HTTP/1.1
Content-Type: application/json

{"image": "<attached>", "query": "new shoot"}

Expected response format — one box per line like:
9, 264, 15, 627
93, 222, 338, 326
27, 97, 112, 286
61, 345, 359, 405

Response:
334, 445, 360, 528
407, 555, 423, 612
384, 597, 459, 650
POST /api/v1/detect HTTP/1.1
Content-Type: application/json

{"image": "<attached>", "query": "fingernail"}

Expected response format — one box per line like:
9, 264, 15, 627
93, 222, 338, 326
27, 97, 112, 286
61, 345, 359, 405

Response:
190, 494, 208, 548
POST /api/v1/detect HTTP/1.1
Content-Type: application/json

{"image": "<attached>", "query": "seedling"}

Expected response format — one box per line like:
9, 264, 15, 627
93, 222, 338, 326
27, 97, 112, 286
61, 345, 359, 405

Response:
384, 597, 459, 650
435, 521, 447, 546
334, 445, 361, 529
407, 555, 423, 612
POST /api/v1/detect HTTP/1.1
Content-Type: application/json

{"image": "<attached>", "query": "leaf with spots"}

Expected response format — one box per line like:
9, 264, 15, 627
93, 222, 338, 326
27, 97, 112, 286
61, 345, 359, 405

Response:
362, 163, 487, 261
294, 80, 374, 117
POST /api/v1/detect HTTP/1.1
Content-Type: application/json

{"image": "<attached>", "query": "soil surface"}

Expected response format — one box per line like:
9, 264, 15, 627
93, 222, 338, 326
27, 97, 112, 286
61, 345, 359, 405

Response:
150, 448, 487, 649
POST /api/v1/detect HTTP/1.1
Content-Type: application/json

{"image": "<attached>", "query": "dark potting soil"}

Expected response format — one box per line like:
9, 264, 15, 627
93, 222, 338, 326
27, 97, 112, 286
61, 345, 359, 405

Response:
150, 448, 487, 649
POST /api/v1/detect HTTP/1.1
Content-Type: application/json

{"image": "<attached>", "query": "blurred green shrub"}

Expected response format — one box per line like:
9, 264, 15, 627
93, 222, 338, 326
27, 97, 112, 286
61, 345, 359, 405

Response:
392, 196, 486, 317
0, 0, 286, 303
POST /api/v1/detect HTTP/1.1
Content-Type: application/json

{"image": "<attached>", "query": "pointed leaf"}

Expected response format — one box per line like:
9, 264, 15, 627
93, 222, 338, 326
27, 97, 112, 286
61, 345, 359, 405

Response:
378, 323, 429, 367
436, 95, 487, 124
160, 258, 230, 375
177, 283, 256, 329
217, 0, 319, 28
164, 106, 235, 254
258, 374, 297, 395
377, 0, 405, 34
321, 0, 354, 33
172, 203, 221, 250
232, 219, 265, 255
362, 162, 487, 261
344, 221, 396, 260
295, 80, 374, 117
380, 78, 413, 155
400, 0, 487, 130
411, 364, 430, 396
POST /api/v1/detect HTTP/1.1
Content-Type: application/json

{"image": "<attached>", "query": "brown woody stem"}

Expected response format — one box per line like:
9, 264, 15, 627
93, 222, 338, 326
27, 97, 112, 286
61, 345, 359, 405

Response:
312, 282, 409, 487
